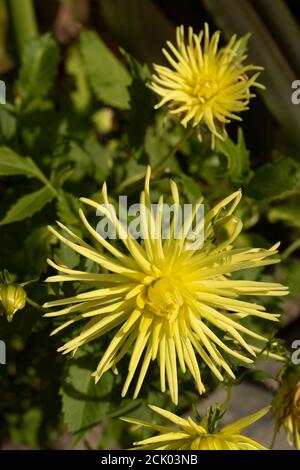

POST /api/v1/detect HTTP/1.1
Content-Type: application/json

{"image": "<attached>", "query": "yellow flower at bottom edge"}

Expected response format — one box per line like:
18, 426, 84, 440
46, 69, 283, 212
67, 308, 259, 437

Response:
121, 404, 269, 450
44, 167, 287, 404
150, 24, 265, 145
272, 366, 300, 449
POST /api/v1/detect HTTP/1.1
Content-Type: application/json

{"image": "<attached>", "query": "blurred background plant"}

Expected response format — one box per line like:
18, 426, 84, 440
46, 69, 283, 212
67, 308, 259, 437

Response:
0, 0, 300, 450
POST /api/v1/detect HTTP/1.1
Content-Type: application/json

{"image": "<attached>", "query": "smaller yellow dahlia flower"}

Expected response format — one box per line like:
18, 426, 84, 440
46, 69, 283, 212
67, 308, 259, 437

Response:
272, 366, 300, 449
150, 24, 264, 144
121, 404, 269, 450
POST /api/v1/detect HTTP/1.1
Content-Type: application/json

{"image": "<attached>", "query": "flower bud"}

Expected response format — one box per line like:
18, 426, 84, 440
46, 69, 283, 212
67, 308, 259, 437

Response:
214, 215, 242, 246
272, 366, 300, 449
0, 284, 27, 322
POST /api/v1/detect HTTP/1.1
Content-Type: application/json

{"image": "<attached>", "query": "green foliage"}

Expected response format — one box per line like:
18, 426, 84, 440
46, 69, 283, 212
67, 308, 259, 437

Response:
9, 408, 43, 449
268, 200, 300, 228
216, 128, 249, 183
0, 106, 17, 141
246, 157, 300, 200
0, 22, 297, 451
65, 45, 91, 112
61, 348, 114, 443
17, 33, 60, 112
0, 147, 47, 182
125, 53, 154, 157
0, 186, 55, 225
80, 30, 131, 109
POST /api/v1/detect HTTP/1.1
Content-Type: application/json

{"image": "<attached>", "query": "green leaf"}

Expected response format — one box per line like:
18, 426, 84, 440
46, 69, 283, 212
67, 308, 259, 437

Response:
84, 134, 111, 181
179, 175, 202, 204
65, 44, 91, 111
66, 142, 91, 182
9, 408, 43, 449
0, 186, 55, 225
0, 104, 17, 141
54, 241, 80, 269
246, 157, 300, 200
67, 134, 111, 182
268, 200, 300, 228
80, 30, 131, 109
282, 259, 300, 298
18, 33, 60, 112
235, 33, 251, 59
216, 128, 249, 182
0, 146, 47, 183
124, 52, 154, 156
56, 191, 82, 228
238, 368, 274, 383
25, 226, 55, 274
61, 348, 114, 442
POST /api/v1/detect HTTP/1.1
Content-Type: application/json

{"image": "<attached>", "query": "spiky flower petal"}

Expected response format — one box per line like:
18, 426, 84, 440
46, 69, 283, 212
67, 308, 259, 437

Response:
150, 24, 264, 144
44, 167, 287, 404
121, 404, 269, 450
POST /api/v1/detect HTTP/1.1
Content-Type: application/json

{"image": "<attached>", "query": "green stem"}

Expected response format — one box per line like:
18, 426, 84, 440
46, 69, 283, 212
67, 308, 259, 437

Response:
113, 170, 147, 196
20, 277, 40, 288
0, 0, 14, 72
220, 386, 232, 414
152, 127, 194, 174
270, 425, 279, 449
46, 181, 59, 198
282, 238, 300, 260
9, 0, 38, 58
114, 128, 194, 195
26, 297, 45, 312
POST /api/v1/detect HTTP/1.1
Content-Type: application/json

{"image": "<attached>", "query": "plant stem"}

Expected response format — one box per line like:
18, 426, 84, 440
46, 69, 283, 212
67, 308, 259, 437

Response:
270, 425, 279, 450
114, 127, 194, 195
20, 277, 40, 288
0, 0, 14, 72
282, 238, 300, 260
9, 0, 38, 58
26, 297, 45, 312
152, 127, 194, 174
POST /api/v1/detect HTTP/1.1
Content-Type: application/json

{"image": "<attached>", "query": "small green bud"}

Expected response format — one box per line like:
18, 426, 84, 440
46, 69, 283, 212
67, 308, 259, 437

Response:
92, 108, 114, 134
0, 284, 27, 322
214, 215, 242, 245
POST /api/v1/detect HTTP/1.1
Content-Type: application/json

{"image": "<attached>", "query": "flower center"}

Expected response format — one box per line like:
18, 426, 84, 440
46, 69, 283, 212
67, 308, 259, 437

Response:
193, 77, 219, 103
147, 278, 183, 321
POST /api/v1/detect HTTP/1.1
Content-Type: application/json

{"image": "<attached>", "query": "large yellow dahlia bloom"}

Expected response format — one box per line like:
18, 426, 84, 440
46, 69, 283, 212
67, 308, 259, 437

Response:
121, 404, 269, 450
150, 24, 264, 143
44, 167, 287, 404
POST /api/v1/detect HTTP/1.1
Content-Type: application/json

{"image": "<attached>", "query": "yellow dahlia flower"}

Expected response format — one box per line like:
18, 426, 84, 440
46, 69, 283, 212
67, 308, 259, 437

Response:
272, 366, 300, 449
150, 24, 264, 144
44, 167, 287, 404
121, 404, 269, 450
